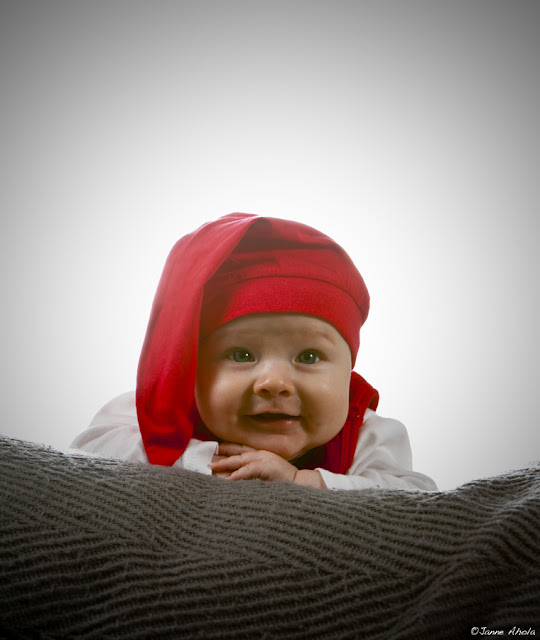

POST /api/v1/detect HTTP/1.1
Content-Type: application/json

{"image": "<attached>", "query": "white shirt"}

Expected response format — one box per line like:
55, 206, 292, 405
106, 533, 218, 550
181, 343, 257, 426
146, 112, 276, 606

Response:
71, 391, 438, 491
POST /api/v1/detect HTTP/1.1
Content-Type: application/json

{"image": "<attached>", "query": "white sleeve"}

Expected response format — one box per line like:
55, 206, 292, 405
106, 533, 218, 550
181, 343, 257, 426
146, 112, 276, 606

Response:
70, 391, 218, 475
317, 409, 438, 491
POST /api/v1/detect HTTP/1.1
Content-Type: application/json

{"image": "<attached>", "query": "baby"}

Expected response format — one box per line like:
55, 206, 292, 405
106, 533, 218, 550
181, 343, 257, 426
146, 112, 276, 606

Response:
72, 213, 437, 491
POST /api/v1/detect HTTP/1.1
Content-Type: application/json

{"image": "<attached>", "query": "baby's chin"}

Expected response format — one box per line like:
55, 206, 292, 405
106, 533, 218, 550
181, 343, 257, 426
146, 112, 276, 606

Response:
244, 436, 318, 463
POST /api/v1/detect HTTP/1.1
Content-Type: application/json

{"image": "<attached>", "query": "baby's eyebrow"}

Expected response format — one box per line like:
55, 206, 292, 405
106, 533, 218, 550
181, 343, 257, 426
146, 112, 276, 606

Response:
299, 328, 337, 344
206, 334, 257, 350
214, 330, 258, 343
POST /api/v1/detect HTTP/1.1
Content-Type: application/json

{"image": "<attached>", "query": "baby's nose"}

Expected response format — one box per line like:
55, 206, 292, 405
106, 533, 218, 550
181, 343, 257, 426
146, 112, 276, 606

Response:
253, 362, 295, 397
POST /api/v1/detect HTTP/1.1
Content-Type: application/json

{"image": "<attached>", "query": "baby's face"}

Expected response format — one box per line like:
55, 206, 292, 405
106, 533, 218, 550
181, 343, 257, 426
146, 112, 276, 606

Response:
195, 313, 352, 462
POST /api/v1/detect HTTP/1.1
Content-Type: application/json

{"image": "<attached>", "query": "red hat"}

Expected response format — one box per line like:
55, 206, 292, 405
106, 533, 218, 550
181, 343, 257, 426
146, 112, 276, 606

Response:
136, 213, 374, 468
199, 217, 369, 355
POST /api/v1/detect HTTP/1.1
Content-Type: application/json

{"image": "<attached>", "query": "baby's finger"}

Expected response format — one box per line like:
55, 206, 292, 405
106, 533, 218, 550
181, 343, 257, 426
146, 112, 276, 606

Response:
226, 461, 261, 481
218, 443, 257, 456
210, 453, 251, 472
212, 470, 231, 479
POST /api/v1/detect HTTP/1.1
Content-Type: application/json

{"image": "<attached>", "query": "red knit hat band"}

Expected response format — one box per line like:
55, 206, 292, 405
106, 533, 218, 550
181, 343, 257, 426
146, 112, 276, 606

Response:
200, 275, 362, 360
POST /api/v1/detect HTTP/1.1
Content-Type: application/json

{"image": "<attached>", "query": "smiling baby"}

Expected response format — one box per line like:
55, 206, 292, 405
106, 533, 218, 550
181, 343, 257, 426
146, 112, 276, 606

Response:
72, 213, 437, 491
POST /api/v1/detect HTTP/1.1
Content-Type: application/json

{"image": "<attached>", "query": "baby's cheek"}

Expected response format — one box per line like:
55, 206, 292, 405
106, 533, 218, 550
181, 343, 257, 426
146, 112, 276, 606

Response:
326, 376, 350, 413
195, 373, 228, 420
325, 385, 351, 438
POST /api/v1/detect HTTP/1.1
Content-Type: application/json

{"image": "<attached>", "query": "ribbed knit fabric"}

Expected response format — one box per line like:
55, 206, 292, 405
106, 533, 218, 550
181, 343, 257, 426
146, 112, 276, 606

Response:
0, 435, 538, 639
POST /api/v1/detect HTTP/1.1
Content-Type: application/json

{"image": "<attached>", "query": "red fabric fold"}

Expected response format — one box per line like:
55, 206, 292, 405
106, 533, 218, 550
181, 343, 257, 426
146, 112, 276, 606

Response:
137, 214, 259, 466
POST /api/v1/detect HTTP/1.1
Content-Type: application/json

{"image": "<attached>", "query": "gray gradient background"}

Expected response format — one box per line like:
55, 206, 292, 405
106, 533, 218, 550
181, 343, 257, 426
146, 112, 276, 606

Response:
1, 1, 538, 490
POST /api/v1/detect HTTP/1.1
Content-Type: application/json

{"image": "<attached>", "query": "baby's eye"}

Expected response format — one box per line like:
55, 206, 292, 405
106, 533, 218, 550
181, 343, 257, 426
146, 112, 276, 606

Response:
229, 349, 255, 363
296, 350, 320, 365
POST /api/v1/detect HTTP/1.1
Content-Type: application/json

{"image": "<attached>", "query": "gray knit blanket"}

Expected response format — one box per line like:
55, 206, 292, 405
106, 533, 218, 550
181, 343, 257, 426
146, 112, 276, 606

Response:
0, 436, 539, 639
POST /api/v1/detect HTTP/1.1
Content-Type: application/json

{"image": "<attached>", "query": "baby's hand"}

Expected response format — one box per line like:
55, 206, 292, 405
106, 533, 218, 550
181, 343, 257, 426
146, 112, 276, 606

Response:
211, 443, 297, 483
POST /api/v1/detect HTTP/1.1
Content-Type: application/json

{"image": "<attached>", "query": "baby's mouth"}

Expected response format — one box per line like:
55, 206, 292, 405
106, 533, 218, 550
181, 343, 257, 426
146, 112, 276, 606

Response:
245, 413, 302, 433
250, 413, 299, 421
